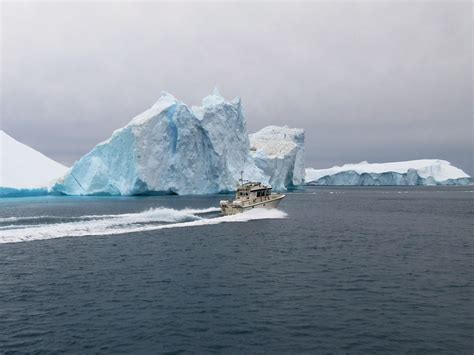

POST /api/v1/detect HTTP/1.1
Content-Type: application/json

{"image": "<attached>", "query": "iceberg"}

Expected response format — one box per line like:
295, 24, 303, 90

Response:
54, 90, 274, 196
0, 130, 69, 197
249, 126, 305, 189
305, 160, 471, 186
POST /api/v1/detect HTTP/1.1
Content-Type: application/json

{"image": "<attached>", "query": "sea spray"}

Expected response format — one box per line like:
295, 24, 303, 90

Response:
0, 207, 287, 244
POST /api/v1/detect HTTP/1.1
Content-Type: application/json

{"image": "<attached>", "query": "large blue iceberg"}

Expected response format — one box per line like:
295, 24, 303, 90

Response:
53, 90, 305, 196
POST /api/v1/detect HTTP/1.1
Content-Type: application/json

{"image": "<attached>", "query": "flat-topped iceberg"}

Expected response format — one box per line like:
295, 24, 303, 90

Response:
306, 159, 470, 186
249, 126, 305, 189
53, 90, 304, 196
0, 130, 69, 197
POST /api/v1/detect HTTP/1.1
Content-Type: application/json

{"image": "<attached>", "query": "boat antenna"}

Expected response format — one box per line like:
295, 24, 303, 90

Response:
239, 170, 244, 184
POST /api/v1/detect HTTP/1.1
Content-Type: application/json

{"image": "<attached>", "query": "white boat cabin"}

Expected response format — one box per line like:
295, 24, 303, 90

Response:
235, 182, 272, 202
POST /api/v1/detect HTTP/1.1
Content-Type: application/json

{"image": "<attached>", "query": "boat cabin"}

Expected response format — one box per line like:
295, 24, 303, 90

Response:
235, 182, 272, 202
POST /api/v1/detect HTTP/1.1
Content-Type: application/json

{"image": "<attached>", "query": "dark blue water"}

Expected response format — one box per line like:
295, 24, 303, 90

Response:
0, 187, 473, 353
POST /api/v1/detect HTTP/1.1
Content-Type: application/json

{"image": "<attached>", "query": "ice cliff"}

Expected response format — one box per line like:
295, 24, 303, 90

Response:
305, 160, 471, 186
54, 90, 303, 196
249, 126, 305, 189
0, 130, 69, 197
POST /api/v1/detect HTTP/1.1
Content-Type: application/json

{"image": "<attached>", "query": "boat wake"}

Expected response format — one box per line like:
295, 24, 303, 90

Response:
0, 207, 287, 244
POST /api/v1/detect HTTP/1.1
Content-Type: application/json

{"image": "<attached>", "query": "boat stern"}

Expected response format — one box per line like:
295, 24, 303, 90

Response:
220, 200, 243, 216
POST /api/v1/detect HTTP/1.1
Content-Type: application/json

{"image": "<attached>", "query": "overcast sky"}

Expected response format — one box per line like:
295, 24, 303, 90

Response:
1, 1, 472, 175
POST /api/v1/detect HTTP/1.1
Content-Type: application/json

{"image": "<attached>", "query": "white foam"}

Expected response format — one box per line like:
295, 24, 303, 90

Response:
0, 207, 221, 224
0, 207, 286, 244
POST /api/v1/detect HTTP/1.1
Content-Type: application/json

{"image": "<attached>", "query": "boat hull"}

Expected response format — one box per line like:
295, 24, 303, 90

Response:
220, 194, 285, 215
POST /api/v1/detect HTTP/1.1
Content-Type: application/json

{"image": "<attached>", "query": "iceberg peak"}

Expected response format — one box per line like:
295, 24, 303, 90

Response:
212, 86, 221, 97
152, 91, 178, 107
202, 86, 225, 107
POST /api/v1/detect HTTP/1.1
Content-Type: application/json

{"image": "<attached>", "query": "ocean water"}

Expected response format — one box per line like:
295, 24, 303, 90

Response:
0, 186, 473, 353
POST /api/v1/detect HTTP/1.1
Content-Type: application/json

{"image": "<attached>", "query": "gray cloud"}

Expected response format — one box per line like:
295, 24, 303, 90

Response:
1, 1, 472, 174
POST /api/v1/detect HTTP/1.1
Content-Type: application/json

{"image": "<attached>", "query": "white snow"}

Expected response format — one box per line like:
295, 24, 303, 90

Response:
306, 159, 470, 185
54, 90, 269, 196
0, 130, 69, 189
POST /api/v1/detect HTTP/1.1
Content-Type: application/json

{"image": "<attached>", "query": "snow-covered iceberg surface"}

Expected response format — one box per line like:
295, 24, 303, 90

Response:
55, 90, 304, 196
0, 130, 69, 197
249, 126, 305, 189
305, 160, 471, 186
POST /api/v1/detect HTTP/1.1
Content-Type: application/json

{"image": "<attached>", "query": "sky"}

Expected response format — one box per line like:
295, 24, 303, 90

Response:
1, 1, 472, 175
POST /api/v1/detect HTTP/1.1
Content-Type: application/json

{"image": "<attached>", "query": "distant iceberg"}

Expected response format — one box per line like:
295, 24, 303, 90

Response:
0, 130, 69, 197
53, 90, 304, 196
305, 160, 471, 186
